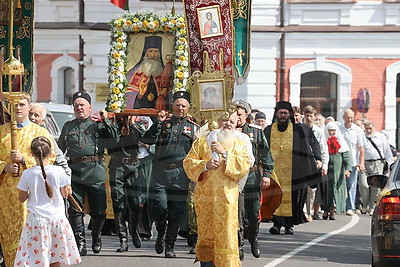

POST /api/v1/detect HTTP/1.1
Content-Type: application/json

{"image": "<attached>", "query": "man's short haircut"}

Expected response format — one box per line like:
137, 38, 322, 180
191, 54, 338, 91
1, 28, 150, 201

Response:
292, 106, 301, 114
31, 103, 47, 119
344, 109, 354, 117
302, 105, 316, 115
364, 120, 375, 128
20, 92, 31, 104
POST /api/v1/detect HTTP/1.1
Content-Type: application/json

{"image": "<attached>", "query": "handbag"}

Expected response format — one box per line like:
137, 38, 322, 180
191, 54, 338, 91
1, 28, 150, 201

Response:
366, 136, 389, 174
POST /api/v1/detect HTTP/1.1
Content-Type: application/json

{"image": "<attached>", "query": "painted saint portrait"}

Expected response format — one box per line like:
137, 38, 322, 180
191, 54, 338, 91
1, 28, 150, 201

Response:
125, 34, 174, 110
199, 80, 224, 111
197, 5, 223, 39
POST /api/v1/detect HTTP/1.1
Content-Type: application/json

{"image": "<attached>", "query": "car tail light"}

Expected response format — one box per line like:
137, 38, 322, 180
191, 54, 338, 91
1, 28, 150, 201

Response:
378, 196, 400, 221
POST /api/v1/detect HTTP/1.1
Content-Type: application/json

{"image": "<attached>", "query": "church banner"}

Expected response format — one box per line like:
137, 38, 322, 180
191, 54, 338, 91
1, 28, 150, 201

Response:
0, 0, 34, 93
233, 0, 251, 84
183, 0, 234, 75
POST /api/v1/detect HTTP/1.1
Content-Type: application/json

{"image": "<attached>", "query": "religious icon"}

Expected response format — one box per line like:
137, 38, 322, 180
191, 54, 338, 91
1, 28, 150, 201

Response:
125, 33, 175, 111
197, 5, 223, 39
198, 80, 225, 111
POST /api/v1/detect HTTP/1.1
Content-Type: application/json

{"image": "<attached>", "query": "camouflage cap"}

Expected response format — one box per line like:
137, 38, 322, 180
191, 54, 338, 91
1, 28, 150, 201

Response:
233, 99, 251, 114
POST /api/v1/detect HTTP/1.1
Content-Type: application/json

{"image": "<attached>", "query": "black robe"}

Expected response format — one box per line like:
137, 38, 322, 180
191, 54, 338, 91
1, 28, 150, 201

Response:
264, 122, 321, 227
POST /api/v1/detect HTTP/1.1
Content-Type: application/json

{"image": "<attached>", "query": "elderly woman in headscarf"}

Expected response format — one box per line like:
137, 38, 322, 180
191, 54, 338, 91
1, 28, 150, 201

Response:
323, 122, 352, 220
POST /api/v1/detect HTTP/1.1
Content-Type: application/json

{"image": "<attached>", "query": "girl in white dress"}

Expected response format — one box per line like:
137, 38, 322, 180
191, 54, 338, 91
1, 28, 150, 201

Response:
15, 136, 81, 267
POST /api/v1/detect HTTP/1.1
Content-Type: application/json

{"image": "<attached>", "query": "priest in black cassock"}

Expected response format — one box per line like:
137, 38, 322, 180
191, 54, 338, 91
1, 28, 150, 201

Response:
264, 101, 321, 234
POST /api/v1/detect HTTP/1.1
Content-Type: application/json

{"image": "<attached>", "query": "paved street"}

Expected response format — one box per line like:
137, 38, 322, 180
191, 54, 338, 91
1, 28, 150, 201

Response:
79, 213, 371, 266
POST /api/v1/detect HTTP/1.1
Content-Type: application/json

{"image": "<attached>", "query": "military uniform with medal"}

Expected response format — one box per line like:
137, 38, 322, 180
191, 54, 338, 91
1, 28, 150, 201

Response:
144, 91, 198, 258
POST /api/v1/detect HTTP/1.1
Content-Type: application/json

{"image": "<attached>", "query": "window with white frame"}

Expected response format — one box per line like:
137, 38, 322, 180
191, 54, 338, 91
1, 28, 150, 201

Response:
300, 71, 338, 118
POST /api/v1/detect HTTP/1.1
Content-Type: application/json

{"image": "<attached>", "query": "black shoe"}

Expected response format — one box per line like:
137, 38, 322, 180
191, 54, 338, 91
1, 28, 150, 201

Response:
116, 238, 128, 252
165, 245, 176, 258
239, 247, 244, 261
250, 240, 261, 258
91, 215, 105, 254
78, 244, 87, 256
155, 236, 165, 254
312, 214, 320, 220
269, 226, 281, 235
284, 227, 294, 235
322, 214, 328, 220
154, 220, 166, 254
189, 242, 196, 254
329, 216, 336, 220
92, 233, 102, 254
132, 228, 142, 248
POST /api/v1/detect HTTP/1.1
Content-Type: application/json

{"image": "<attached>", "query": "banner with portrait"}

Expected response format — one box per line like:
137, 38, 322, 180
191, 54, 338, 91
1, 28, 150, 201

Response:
107, 13, 189, 114
0, 0, 34, 93
183, 0, 234, 75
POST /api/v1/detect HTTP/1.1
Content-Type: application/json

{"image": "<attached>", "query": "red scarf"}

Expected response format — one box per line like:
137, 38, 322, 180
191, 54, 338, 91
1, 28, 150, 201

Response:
327, 136, 341, 155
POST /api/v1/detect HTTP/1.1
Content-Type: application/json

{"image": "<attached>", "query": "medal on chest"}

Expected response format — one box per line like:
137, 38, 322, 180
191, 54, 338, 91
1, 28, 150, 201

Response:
246, 132, 254, 141
183, 126, 192, 135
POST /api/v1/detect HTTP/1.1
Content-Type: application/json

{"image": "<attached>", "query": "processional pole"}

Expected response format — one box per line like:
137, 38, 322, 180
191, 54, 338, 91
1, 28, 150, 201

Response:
0, 0, 26, 176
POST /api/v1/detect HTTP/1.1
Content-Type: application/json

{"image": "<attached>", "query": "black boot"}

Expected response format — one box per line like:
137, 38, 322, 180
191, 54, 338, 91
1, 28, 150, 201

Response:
129, 212, 142, 248
155, 220, 166, 254
248, 221, 261, 258
189, 238, 197, 254
187, 233, 197, 247
91, 215, 106, 254
238, 230, 244, 261
115, 212, 128, 252
69, 212, 87, 256
165, 221, 179, 258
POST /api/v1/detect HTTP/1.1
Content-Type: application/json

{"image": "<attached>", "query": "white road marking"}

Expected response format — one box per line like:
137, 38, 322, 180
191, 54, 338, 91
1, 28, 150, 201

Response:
264, 215, 360, 267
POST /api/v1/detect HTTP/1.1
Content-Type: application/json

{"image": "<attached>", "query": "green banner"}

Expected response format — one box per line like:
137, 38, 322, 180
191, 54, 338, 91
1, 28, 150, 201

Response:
233, 0, 251, 85
0, 0, 34, 93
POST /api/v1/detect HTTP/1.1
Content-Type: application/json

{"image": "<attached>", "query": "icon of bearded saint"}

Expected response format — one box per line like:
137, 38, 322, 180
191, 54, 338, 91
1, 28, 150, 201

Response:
126, 36, 173, 110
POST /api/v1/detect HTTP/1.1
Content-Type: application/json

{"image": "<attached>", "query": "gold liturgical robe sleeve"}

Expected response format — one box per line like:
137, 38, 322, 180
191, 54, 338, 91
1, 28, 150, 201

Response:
183, 137, 210, 183
183, 136, 252, 183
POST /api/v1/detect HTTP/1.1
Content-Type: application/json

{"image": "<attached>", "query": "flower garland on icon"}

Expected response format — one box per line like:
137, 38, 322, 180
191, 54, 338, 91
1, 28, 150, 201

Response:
107, 12, 189, 112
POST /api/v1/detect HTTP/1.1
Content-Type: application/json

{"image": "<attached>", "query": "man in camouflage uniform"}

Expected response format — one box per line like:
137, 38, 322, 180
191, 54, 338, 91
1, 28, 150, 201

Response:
58, 91, 113, 256
106, 115, 147, 252
144, 91, 198, 258
234, 100, 274, 259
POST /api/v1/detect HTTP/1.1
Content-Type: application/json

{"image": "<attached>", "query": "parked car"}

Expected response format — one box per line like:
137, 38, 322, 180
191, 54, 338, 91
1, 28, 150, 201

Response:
370, 162, 400, 267
38, 102, 75, 140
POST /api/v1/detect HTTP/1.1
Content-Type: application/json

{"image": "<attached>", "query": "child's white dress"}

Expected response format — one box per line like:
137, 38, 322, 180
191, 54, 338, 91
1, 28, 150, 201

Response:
15, 165, 81, 266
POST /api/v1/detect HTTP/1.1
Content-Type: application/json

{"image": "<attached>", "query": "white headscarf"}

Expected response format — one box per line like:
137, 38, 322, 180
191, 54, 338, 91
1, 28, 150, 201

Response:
325, 121, 350, 153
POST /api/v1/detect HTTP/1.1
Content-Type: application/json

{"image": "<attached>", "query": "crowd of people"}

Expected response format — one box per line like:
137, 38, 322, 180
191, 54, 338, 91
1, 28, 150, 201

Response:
0, 91, 396, 267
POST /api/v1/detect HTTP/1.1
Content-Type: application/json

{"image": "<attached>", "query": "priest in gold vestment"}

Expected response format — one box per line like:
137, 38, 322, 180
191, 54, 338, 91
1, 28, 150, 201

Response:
183, 113, 252, 267
0, 93, 55, 267
264, 101, 321, 235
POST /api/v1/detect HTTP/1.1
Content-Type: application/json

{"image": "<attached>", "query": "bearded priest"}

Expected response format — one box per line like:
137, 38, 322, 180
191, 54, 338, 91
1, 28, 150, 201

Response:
183, 112, 252, 267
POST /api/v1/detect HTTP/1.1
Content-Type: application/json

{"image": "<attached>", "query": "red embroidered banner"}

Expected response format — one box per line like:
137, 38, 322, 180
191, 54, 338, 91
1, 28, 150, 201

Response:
183, 0, 234, 75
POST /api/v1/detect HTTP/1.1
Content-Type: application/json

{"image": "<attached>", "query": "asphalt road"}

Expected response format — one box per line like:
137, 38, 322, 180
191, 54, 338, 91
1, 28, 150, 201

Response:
78, 213, 372, 267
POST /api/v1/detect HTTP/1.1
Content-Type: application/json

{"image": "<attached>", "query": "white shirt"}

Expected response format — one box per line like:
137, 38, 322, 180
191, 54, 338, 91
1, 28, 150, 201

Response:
312, 125, 329, 171
364, 131, 394, 165
18, 165, 70, 219
340, 123, 366, 166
